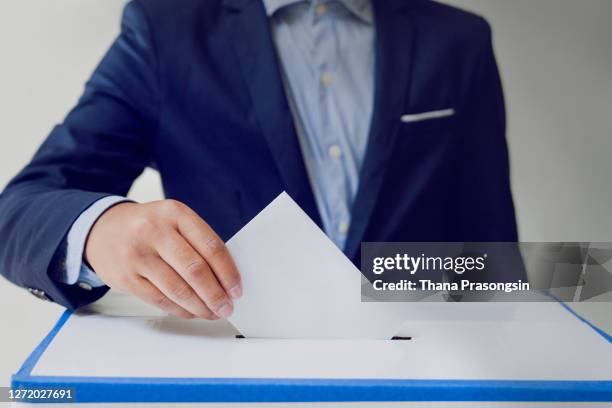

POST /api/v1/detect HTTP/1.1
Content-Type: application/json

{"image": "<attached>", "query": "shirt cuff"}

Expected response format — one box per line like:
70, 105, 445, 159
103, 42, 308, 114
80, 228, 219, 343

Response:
59, 195, 131, 288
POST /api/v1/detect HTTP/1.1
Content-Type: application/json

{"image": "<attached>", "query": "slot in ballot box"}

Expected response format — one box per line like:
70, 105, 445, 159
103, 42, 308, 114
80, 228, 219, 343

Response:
11, 299, 612, 406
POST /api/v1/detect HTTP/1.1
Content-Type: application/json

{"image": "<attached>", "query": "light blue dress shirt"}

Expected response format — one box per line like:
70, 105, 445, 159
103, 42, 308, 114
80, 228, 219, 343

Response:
56, 0, 375, 288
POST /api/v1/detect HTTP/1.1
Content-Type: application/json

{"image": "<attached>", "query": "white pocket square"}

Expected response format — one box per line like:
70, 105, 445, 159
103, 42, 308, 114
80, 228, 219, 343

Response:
401, 108, 455, 123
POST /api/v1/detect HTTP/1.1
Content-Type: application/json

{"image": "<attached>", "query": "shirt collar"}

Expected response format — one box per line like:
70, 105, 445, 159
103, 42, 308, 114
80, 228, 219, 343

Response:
262, 0, 374, 25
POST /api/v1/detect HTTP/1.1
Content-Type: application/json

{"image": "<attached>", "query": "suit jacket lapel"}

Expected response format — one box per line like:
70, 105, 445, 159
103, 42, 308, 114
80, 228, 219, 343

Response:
344, 0, 416, 259
221, 0, 322, 227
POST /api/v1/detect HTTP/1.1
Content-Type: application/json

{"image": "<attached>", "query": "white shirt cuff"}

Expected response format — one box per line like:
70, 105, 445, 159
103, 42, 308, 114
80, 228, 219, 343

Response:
61, 195, 131, 288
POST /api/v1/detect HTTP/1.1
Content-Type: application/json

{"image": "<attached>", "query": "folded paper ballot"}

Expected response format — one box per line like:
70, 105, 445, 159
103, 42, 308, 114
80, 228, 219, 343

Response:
226, 192, 405, 339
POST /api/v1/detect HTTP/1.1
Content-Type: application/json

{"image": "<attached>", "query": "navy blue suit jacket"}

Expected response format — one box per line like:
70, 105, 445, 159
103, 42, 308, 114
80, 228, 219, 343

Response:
0, 0, 518, 309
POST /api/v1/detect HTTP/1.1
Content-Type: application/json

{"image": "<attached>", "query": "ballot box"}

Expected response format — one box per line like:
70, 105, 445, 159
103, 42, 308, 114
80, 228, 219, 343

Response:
11, 301, 612, 405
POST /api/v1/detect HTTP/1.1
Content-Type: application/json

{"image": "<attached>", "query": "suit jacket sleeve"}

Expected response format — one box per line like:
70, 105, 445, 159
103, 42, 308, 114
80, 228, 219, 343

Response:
451, 18, 519, 243
0, 0, 159, 309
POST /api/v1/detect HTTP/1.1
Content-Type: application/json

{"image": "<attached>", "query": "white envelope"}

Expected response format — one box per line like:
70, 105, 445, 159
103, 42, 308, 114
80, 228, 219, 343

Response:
226, 192, 404, 339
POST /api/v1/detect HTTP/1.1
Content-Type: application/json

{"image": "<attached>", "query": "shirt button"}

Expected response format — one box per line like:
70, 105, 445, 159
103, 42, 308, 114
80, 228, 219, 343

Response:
338, 222, 349, 235
320, 72, 332, 86
328, 144, 342, 159
315, 3, 327, 16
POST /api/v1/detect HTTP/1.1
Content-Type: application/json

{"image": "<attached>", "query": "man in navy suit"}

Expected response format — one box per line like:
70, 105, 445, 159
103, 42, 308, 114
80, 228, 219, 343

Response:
0, 0, 518, 318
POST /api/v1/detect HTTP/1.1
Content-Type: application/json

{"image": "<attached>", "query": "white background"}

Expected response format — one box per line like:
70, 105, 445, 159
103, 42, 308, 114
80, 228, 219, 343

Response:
0, 0, 611, 388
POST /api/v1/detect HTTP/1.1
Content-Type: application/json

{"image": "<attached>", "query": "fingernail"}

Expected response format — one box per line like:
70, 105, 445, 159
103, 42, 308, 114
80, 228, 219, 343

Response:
216, 302, 233, 318
228, 284, 242, 300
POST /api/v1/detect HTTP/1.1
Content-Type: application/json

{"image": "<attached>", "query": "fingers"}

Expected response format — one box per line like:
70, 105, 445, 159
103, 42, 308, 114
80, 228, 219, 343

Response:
129, 276, 197, 319
138, 255, 219, 320
87, 199, 243, 320
175, 205, 242, 299
155, 230, 235, 319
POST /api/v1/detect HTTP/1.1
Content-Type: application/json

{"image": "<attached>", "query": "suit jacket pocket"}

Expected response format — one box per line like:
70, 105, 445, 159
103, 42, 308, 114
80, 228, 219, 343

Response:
401, 108, 455, 123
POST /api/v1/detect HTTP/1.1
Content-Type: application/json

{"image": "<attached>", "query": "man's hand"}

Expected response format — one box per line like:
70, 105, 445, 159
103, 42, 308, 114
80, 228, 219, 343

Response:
85, 200, 242, 319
